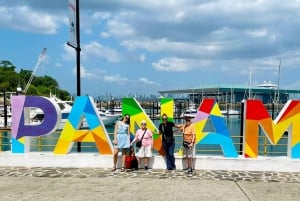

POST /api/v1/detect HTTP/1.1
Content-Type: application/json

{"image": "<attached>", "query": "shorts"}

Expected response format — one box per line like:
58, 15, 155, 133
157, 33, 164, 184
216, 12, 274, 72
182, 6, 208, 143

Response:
137, 145, 152, 158
183, 146, 195, 158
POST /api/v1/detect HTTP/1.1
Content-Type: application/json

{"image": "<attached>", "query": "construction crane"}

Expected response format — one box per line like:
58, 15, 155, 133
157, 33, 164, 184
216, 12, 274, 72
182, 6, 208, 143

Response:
23, 48, 47, 94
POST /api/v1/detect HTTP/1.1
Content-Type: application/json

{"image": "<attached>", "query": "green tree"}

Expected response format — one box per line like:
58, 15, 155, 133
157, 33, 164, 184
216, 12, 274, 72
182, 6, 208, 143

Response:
0, 60, 71, 99
0, 61, 18, 91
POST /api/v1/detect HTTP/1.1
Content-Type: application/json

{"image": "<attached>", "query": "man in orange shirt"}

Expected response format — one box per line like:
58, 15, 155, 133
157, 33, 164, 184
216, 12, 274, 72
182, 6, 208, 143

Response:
180, 117, 196, 176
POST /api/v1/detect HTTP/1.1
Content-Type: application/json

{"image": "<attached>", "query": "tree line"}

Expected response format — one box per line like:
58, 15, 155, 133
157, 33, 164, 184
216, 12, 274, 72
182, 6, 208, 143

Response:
0, 60, 70, 100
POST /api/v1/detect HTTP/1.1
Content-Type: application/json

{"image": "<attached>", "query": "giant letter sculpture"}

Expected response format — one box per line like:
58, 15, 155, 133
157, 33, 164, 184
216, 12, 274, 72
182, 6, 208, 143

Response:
54, 96, 113, 154
11, 96, 60, 153
244, 99, 300, 158
192, 99, 238, 157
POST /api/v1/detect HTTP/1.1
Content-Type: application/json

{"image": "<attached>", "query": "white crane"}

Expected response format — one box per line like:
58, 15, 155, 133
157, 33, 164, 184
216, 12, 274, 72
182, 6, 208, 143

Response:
23, 48, 47, 94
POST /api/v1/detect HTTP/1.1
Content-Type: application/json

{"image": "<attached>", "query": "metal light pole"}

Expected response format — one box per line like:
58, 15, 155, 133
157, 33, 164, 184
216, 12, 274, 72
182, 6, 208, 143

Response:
3, 91, 7, 128
67, 0, 81, 152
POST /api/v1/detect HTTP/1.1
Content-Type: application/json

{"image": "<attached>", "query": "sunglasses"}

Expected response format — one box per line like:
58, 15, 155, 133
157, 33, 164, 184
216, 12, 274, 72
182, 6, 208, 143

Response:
141, 123, 147, 125
162, 117, 167, 120
124, 116, 130, 119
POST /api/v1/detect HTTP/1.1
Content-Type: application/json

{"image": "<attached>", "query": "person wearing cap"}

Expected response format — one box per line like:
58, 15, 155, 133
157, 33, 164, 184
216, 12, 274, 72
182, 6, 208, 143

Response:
112, 114, 131, 172
131, 120, 153, 170
158, 113, 181, 172
179, 116, 196, 175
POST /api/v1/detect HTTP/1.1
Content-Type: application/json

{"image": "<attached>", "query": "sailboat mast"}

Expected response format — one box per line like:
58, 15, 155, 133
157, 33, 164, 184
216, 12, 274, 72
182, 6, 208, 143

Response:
276, 60, 281, 111
249, 67, 252, 99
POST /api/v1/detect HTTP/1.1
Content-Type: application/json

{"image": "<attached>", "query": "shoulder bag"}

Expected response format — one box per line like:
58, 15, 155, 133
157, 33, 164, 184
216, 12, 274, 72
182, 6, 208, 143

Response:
136, 129, 147, 148
182, 125, 191, 148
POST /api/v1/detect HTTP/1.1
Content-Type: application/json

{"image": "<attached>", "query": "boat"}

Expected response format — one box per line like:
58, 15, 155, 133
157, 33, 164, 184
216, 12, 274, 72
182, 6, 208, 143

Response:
0, 112, 12, 128
104, 106, 122, 116
227, 109, 240, 115
0, 94, 121, 130
98, 110, 121, 126
49, 95, 120, 129
0, 105, 12, 127
181, 103, 197, 118
222, 88, 240, 116
221, 108, 239, 116
221, 110, 228, 115
257, 80, 277, 89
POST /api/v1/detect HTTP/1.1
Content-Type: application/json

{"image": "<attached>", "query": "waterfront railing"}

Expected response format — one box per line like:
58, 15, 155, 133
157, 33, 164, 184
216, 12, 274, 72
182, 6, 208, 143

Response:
0, 130, 289, 157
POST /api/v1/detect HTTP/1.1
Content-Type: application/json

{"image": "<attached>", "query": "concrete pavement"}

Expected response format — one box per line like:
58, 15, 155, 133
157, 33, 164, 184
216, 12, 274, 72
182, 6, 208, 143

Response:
1, 167, 300, 201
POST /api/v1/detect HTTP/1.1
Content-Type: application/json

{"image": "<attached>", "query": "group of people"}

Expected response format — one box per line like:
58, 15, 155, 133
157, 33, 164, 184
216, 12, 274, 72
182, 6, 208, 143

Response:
112, 113, 196, 175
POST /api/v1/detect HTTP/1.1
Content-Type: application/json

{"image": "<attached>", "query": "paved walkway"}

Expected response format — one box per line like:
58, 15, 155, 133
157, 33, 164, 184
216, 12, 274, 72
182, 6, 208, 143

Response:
1, 167, 300, 183
1, 167, 300, 201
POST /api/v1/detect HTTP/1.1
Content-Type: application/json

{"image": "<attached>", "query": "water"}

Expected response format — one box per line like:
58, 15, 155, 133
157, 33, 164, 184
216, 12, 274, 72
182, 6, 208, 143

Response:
0, 116, 288, 156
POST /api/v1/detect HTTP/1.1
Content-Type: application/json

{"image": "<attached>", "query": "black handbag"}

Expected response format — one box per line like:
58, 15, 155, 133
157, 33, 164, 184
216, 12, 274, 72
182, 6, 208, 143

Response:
136, 129, 147, 148
136, 141, 142, 148
183, 141, 190, 148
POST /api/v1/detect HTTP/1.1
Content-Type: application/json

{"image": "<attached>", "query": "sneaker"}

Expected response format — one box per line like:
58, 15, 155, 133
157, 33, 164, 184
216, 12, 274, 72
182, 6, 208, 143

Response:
144, 166, 148, 170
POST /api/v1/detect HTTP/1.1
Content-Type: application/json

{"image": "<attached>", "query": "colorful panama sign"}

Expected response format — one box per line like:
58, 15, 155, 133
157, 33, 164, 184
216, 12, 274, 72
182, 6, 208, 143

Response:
10, 95, 300, 159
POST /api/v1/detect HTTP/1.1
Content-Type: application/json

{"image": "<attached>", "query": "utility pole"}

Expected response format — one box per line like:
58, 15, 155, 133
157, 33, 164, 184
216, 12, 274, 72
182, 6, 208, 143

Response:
67, 0, 81, 152
3, 91, 7, 128
276, 60, 281, 113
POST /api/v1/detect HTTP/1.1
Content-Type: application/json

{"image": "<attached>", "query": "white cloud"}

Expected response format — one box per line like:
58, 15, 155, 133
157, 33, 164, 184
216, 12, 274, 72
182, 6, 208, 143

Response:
101, 32, 110, 38
138, 54, 146, 62
54, 63, 62, 68
121, 37, 223, 58
175, 11, 185, 21
0, 6, 60, 34
138, 77, 160, 86
72, 65, 98, 79
3, 0, 300, 96
92, 12, 111, 21
103, 74, 129, 83
245, 29, 269, 38
83, 41, 121, 63
152, 57, 191, 72
107, 19, 136, 38
62, 44, 76, 61
152, 57, 212, 72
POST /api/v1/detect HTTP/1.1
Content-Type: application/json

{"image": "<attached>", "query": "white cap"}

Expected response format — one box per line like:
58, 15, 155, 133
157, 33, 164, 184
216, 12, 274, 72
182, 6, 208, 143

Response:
141, 120, 147, 124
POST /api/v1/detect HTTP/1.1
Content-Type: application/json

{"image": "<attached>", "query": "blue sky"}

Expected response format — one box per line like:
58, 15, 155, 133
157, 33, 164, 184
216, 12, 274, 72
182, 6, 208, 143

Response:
1, 0, 300, 98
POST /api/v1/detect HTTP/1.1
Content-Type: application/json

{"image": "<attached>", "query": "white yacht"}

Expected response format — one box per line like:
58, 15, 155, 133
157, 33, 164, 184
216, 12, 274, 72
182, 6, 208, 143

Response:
181, 103, 198, 118
29, 95, 120, 129
257, 80, 277, 89
0, 107, 12, 128
105, 107, 122, 116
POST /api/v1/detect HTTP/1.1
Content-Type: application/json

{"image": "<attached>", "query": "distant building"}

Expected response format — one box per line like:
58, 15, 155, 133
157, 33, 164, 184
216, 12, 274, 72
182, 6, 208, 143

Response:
158, 82, 300, 105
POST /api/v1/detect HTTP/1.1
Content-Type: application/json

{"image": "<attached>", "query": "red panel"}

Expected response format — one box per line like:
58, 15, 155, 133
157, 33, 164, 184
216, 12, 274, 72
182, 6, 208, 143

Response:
246, 99, 270, 120
199, 98, 215, 113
